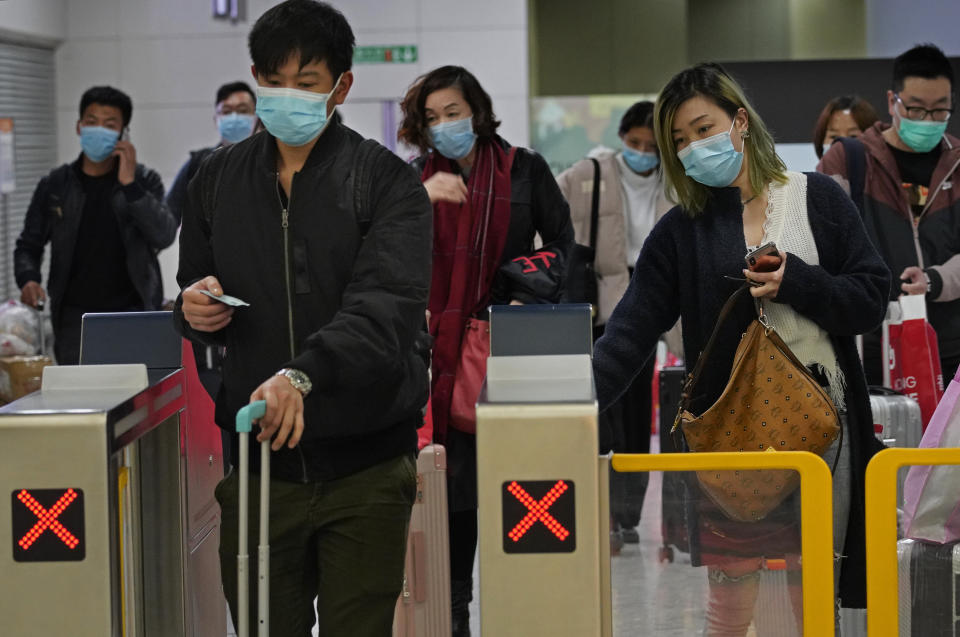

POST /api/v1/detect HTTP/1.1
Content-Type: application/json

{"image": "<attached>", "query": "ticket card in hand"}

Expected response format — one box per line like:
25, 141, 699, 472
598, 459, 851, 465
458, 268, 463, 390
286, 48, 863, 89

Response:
198, 290, 250, 307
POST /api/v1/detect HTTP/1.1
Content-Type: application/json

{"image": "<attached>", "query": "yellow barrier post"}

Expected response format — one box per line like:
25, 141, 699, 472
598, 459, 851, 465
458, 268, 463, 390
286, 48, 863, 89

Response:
612, 451, 835, 636
864, 447, 960, 636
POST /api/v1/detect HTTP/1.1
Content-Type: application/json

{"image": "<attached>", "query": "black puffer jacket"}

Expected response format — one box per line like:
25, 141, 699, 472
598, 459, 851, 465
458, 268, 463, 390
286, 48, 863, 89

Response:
14, 156, 176, 326
174, 123, 433, 482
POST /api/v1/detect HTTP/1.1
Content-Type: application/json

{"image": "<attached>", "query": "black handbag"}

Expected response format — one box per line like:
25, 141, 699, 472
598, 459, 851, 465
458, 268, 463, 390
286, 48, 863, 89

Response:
561, 158, 600, 313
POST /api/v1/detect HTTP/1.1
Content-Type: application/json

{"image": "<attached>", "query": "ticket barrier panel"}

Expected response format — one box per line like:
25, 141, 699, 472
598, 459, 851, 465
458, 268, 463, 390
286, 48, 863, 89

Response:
864, 447, 960, 636
612, 451, 836, 636
0, 312, 225, 637
476, 304, 612, 636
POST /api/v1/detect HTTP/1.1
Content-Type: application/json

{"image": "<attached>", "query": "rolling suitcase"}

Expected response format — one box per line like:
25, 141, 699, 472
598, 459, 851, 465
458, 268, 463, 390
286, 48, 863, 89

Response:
658, 366, 690, 562
235, 400, 270, 637
897, 538, 960, 636
870, 386, 923, 506
393, 444, 451, 636
871, 386, 923, 448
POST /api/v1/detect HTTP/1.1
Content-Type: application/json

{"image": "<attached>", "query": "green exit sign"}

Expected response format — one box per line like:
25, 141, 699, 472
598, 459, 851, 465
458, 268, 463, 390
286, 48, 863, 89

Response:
354, 45, 418, 64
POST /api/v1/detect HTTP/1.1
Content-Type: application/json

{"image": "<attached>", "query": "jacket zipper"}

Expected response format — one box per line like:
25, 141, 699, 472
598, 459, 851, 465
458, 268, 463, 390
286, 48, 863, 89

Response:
874, 142, 960, 270
911, 154, 960, 269
276, 174, 310, 483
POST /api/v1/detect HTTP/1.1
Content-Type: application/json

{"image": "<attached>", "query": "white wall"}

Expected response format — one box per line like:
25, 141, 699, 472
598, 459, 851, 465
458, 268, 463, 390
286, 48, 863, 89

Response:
53, 0, 529, 300
0, 0, 67, 44
866, 0, 960, 58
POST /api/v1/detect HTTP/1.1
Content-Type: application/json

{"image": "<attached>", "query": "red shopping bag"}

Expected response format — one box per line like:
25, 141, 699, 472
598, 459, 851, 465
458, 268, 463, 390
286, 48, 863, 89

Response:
886, 295, 945, 429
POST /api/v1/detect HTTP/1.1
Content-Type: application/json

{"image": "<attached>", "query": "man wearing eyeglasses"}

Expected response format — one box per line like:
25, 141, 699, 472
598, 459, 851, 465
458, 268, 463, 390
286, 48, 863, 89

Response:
819, 43, 960, 383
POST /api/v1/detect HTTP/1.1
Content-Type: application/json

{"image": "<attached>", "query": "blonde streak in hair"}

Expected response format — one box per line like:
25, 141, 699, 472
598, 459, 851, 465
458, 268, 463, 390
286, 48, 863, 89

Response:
655, 97, 708, 215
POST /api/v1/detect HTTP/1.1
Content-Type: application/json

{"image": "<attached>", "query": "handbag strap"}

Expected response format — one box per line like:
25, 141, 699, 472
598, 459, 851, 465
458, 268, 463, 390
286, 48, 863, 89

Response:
672, 282, 751, 432
589, 158, 600, 251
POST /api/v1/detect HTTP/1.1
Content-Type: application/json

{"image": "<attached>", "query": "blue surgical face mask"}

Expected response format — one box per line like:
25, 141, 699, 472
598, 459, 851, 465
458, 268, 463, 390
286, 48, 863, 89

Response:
80, 126, 120, 163
429, 117, 477, 160
217, 113, 257, 144
255, 75, 341, 147
677, 120, 744, 188
897, 114, 947, 153
622, 146, 659, 173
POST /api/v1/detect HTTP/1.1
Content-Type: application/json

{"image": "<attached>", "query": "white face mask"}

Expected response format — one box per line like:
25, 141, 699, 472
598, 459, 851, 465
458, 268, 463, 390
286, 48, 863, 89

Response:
822, 143, 832, 156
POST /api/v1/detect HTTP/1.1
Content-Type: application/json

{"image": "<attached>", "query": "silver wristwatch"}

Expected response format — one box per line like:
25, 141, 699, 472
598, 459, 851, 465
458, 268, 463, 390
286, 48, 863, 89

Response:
276, 368, 312, 397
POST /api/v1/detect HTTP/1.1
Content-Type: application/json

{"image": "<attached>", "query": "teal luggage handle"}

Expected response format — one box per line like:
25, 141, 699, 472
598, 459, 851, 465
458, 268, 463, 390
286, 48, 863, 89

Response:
235, 400, 270, 637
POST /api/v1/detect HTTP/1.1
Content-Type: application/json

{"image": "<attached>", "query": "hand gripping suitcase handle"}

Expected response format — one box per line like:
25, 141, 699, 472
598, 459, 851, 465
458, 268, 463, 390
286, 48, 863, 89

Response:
236, 400, 267, 433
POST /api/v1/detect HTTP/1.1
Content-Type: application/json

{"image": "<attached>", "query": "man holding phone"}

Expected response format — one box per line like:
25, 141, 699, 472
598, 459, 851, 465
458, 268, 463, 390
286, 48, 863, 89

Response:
14, 86, 177, 364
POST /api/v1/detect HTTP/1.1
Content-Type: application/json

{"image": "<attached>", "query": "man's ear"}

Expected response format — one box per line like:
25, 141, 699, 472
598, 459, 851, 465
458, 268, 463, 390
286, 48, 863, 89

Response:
886, 89, 897, 119
75, 120, 82, 136
332, 71, 354, 106
251, 64, 259, 82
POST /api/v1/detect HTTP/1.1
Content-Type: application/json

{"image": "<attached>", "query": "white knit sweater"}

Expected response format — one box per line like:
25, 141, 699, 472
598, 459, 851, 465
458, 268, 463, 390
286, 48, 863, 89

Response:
758, 171, 846, 409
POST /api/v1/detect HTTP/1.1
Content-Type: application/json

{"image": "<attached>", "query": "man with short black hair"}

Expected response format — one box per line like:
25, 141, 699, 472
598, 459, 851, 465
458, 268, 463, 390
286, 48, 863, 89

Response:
174, 2, 431, 634
14, 85, 176, 364
819, 43, 960, 382
166, 81, 259, 224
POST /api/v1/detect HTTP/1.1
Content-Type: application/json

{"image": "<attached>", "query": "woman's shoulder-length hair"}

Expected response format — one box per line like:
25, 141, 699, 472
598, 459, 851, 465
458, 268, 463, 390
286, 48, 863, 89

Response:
654, 62, 787, 216
398, 65, 501, 154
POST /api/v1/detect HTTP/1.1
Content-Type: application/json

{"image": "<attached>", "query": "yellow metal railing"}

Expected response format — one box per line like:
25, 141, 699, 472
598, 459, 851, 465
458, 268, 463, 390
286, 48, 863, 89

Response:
612, 451, 835, 636
864, 447, 960, 636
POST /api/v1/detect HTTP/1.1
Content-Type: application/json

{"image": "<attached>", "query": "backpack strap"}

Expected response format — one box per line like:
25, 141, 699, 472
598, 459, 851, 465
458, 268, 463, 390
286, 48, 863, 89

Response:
839, 137, 867, 217
200, 147, 229, 228
588, 158, 601, 251
351, 138, 390, 239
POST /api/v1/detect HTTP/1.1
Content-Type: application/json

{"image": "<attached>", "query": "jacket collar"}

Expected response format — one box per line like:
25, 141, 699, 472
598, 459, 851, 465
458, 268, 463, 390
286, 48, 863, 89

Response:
71, 153, 121, 182
861, 121, 960, 177
256, 115, 347, 178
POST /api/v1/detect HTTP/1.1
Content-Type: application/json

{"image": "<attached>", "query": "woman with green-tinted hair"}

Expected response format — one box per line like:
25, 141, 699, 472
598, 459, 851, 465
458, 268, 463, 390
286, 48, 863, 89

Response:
593, 63, 891, 634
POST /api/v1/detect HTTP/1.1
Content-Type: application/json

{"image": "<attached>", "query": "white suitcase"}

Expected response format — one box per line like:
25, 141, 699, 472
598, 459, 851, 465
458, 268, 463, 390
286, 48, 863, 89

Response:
393, 444, 451, 636
870, 387, 923, 506
870, 386, 923, 448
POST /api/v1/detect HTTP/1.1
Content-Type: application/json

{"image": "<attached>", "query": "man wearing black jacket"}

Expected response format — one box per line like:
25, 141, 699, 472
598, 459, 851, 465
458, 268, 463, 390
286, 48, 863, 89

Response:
14, 85, 176, 364
174, 2, 432, 635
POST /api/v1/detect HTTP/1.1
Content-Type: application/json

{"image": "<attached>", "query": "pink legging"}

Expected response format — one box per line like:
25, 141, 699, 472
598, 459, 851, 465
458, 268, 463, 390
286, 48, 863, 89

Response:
703, 558, 803, 637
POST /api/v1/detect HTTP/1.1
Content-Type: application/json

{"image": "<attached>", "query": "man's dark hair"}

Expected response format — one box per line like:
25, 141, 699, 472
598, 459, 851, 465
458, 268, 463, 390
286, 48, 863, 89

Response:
619, 101, 655, 137
79, 86, 133, 127
249, 0, 355, 79
398, 65, 501, 153
216, 81, 256, 106
892, 44, 954, 92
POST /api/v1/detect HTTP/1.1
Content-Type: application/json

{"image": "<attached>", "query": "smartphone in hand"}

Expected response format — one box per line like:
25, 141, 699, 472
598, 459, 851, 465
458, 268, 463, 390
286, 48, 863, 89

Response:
745, 241, 782, 273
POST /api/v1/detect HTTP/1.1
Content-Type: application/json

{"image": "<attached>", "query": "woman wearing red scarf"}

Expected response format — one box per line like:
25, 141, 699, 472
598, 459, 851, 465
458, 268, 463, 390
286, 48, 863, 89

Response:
400, 66, 573, 636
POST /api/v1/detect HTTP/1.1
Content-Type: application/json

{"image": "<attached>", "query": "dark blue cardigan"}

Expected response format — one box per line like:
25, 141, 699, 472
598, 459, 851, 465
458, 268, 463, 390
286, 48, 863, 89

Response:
594, 172, 890, 607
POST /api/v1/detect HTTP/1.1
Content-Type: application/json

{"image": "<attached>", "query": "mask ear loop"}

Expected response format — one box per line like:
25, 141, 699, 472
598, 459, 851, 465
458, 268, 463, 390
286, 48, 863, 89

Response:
734, 108, 749, 153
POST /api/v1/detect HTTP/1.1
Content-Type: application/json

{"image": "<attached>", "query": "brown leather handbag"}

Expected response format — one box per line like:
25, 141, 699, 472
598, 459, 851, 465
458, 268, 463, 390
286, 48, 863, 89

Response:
672, 283, 841, 523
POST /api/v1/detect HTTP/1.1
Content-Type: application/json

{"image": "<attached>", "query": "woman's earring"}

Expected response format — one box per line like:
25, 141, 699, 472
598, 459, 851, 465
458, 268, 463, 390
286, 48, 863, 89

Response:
741, 129, 751, 139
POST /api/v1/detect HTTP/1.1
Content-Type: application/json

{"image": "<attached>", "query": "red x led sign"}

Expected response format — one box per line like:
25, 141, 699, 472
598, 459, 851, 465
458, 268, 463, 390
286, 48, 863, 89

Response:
502, 480, 575, 554
11, 488, 85, 562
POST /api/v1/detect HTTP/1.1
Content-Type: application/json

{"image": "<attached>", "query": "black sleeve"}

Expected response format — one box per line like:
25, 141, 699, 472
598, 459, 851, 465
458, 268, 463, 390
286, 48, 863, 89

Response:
529, 149, 574, 252
593, 215, 681, 410
117, 166, 178, 250
173, 157, 226, 347
284, 150, 433, 390
775, 173, 891, 335
14, 175, 52, 288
